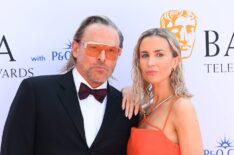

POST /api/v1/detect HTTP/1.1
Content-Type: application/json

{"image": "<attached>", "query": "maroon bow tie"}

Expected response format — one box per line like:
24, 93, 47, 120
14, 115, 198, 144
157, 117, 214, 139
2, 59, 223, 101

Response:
78, 82, 107, 103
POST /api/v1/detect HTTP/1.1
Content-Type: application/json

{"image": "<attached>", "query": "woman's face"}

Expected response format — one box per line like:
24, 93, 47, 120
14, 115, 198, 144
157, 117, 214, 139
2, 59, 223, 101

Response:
139, 36, 179, 85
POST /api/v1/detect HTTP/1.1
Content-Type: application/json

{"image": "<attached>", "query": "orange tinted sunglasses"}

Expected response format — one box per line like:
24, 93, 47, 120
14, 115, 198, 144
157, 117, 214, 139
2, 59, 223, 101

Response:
80, 41, 121, 60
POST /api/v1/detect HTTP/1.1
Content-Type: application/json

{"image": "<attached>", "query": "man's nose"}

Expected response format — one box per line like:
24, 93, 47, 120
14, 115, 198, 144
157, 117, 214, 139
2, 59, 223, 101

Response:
98, 50, 106, 62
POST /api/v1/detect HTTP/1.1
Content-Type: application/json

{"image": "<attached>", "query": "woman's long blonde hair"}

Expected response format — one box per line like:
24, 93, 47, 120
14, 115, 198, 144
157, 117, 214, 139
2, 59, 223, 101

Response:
132, 28, 192, 104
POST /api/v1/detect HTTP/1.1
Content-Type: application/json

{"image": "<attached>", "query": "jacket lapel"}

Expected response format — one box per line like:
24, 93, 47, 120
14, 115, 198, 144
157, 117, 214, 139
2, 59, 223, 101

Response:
57, 70, 87, 145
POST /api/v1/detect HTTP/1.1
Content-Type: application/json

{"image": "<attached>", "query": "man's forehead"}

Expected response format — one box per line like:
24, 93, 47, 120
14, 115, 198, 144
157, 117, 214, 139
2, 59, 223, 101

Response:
82, 24, 120, 46
84, 24, 116, 34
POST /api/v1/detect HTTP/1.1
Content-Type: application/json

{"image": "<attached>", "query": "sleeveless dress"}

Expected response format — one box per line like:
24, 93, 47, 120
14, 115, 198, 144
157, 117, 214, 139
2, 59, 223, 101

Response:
127, 99, 180, 155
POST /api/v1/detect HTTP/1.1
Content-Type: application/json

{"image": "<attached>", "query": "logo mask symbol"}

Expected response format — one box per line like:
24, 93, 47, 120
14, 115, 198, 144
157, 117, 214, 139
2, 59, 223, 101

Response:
160, 10, 198, 59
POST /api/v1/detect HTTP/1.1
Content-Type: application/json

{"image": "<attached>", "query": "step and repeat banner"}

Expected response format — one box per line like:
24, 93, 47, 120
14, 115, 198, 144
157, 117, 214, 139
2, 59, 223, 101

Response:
1, 0, 234, 154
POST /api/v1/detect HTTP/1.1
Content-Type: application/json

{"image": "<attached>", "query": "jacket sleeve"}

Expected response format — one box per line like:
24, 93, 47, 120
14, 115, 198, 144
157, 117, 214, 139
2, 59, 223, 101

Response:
1, 78, 36, 155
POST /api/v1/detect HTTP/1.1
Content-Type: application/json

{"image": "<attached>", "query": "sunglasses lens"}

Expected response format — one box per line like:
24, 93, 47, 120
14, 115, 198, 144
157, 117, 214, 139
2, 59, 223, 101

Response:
85, 43, 120, 60
85, 44, 101, 57
105, 47, 119, 60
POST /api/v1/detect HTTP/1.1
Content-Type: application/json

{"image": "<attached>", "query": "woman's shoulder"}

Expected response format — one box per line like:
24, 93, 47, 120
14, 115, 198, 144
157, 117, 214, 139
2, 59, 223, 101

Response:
173, 96, 193, 108
171, 96, 197, 119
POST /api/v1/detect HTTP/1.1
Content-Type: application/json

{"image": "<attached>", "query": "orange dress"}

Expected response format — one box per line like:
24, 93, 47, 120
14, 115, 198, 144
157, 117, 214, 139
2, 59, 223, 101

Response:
127, 100, 180, 155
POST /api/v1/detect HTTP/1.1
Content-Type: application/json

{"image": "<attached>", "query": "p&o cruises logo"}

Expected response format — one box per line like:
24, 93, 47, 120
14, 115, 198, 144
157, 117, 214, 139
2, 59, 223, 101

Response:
204, 136, 234, 155
51, 40, 71, 61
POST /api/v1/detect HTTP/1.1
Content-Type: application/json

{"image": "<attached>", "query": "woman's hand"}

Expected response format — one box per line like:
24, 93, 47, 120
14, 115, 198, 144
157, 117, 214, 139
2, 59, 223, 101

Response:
122, 86, 140, 119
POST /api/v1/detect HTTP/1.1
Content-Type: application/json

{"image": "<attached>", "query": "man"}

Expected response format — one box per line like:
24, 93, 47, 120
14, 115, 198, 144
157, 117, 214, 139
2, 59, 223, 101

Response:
0, 15, 138, 155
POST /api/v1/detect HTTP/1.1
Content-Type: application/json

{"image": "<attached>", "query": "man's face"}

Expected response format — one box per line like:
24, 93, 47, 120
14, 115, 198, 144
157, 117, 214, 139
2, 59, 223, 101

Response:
72, 23, 121, 88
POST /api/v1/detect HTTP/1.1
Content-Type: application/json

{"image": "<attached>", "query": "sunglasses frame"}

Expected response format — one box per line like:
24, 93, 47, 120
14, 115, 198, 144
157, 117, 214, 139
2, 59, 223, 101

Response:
79, 40, 121, 60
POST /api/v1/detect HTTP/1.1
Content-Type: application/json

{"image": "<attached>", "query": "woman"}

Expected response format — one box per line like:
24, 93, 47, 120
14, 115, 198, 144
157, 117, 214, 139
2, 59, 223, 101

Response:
122, 28, 203, 155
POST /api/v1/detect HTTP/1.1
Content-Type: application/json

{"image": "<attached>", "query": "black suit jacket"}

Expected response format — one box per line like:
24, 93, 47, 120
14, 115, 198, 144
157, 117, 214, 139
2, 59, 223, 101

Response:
0, 71, 139, 155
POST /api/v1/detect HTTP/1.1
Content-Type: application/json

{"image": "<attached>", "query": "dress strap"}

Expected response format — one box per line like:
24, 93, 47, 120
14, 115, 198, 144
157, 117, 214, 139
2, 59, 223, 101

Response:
143, 116, 161, 130
162, 96, 179, 131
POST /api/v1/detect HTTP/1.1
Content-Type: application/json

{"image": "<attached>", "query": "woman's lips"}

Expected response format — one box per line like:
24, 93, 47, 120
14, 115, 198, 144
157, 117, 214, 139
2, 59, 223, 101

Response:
146, 70, 158, 75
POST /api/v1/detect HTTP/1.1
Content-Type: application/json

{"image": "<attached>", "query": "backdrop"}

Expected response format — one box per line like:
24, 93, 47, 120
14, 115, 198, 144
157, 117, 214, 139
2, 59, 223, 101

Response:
1, 0, 234, 154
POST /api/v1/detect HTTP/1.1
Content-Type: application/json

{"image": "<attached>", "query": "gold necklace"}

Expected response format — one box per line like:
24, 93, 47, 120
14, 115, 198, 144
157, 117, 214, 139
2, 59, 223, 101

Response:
144, 95, 174, 116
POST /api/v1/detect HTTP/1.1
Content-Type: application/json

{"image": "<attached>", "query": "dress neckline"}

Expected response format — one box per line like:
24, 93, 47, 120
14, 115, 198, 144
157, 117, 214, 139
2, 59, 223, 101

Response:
131, 127, 180, 147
